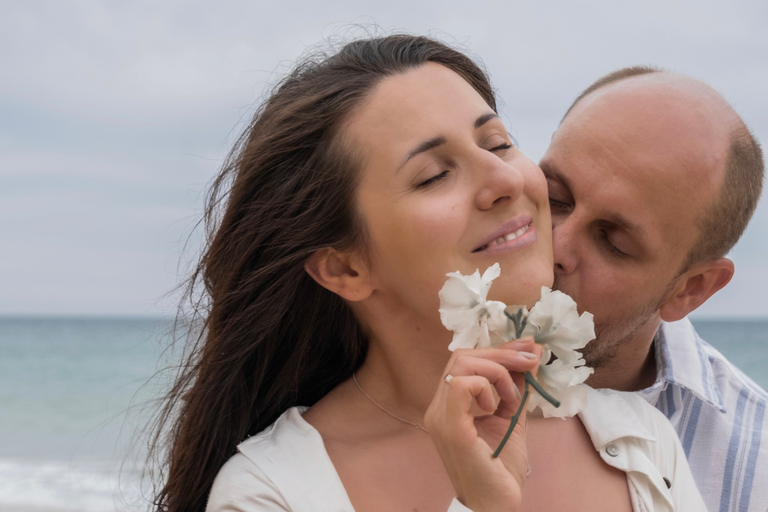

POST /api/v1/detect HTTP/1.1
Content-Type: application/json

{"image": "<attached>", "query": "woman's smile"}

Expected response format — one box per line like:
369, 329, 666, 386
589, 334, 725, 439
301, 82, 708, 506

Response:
472, 216, 536, 254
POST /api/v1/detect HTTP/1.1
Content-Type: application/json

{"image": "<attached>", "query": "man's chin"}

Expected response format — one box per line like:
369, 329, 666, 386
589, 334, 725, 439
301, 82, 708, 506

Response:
580, 306, 661, 373
580, 332, 621, 370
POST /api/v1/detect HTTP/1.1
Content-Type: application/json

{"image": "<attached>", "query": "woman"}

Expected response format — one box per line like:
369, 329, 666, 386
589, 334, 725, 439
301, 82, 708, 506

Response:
150, 35, 705, 511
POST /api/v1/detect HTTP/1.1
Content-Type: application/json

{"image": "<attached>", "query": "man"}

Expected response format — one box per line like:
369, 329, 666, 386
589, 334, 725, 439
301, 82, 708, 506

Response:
540, 67, 767, 512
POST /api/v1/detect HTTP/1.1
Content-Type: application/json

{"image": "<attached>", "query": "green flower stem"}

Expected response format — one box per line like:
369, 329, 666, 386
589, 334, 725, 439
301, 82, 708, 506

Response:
523, 372, 561, 408
493, 380, 529, 459
492, 372, 561, 458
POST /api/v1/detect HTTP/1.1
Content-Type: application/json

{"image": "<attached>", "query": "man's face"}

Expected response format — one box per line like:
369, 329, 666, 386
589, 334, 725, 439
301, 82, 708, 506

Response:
539, 76, 728, 369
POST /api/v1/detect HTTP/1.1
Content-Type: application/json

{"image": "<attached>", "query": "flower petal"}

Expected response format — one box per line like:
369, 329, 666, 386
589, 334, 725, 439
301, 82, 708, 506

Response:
439, 264, 505, 351
479, 263, 501, 299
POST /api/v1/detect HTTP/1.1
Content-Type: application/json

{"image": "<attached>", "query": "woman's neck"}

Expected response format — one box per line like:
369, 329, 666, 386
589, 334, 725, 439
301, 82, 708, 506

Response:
351, 295, 453, 415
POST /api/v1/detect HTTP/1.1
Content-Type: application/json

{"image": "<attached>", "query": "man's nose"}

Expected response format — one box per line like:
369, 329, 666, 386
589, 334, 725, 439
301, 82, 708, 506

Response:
474, 155, 525, 211
552, 214, 579, 275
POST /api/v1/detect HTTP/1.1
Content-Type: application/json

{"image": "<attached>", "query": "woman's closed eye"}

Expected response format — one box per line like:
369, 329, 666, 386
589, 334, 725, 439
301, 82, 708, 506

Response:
490, 142, 513, 153
416, 170, 449, 189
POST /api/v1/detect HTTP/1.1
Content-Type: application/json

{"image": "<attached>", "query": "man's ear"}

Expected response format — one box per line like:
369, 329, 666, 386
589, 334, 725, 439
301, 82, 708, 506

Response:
304, 247, 374, 302
659, 258, 734, 322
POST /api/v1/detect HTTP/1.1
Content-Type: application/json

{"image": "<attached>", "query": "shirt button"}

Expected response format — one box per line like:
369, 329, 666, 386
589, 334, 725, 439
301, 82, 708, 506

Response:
605, 444, 620, 457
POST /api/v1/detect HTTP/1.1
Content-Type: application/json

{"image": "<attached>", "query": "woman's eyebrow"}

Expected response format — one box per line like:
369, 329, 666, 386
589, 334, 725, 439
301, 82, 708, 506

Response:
475, 112, 499, 129
398, 136, 446, 172
397, 113, 500, 172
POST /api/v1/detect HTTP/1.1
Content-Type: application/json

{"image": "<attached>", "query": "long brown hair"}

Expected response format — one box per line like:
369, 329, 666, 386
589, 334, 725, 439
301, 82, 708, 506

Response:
148, 34, 496, 512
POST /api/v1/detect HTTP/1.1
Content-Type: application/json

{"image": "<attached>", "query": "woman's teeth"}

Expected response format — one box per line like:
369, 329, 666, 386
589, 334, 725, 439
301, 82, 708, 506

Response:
484, 224, 530, 249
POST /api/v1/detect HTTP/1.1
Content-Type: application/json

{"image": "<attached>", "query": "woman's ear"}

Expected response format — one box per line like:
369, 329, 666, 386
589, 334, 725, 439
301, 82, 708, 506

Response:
304, 248, 374, 302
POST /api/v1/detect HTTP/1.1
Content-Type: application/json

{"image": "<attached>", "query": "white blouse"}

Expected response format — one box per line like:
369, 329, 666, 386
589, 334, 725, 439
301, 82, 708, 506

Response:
206, 387, 706, 511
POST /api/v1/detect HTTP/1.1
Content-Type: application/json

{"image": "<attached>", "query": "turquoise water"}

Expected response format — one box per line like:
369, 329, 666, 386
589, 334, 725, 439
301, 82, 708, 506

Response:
0, 317, 766, 511
0, 317, 169, 512
690, 319, 768, 390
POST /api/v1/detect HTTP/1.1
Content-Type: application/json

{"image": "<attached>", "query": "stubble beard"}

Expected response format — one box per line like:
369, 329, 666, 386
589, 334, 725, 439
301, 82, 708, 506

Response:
553, 275, 671, 372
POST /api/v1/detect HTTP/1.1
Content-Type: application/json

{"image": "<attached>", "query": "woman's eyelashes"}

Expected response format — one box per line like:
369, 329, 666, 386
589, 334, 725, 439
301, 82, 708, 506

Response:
416, 170, 449, 189
414, 138, 513, 189
490, 142, 513, 152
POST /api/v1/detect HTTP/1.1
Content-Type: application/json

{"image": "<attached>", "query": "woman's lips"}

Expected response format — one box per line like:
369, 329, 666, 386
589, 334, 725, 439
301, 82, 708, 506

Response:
473, 216, 536, 253
476, 223, 530, 251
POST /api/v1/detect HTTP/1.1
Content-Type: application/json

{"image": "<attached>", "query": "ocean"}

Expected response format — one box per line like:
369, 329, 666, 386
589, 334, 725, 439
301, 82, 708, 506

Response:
1, 316, 766, 511
0, 317, 168, 512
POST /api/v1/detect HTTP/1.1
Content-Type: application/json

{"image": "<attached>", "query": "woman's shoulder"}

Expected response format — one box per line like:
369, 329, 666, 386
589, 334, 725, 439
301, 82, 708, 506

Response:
206, 449, 288, 511
207, 406, 355, 512
236, 406, 312, 459
206, 407, 307, 511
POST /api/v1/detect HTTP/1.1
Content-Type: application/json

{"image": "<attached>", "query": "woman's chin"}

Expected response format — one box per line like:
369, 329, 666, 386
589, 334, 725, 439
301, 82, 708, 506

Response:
490, 269, 553, 307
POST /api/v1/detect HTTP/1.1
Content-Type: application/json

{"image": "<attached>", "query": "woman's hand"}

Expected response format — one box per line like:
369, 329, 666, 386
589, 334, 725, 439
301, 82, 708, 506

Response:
424, 338, 542, 512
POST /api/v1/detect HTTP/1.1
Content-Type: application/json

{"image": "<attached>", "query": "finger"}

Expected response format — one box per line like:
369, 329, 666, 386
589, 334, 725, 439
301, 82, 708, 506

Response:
450, 346, 540, 374
443, 375, 498, 416
526, 343, 545, 378
499, 336, 536, 351
448, 355, 522, 408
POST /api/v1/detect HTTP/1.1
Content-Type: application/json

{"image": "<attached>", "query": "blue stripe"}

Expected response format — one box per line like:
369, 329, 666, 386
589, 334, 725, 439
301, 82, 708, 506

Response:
664, 384, 676, 421
737, 396, 764, 512
731, 361, 768, 401
719, 388, 749, 512
696, 341, 717, 404
682, 397, 702, 457
656, 386, 667, 416
660, 332, 674, 380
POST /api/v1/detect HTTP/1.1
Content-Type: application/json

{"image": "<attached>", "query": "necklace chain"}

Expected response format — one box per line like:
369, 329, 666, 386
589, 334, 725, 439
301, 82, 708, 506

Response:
352, 373, 428, 433
352, 373, 531, 475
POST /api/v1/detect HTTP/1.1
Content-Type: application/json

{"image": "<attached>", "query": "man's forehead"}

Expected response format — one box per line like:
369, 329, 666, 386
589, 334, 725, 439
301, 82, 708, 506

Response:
558, 75, 731, 171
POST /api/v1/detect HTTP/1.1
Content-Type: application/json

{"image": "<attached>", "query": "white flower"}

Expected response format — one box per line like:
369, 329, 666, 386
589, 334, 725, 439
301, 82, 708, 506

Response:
438, 263, 508, 351
438, 264, 596, 419
516, 287, 595, 418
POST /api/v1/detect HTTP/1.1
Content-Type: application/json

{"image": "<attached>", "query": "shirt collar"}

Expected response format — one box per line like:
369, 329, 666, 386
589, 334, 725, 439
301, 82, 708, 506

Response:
579, 386, 657, 448
641, 318, 725, 412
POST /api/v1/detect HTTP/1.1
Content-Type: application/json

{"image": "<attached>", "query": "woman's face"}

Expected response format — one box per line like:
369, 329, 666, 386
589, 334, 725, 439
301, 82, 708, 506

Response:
346, 63, 553, 324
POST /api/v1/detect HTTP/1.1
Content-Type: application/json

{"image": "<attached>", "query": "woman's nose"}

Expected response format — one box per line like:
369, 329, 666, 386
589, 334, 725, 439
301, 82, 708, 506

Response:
474, 154, 525, 211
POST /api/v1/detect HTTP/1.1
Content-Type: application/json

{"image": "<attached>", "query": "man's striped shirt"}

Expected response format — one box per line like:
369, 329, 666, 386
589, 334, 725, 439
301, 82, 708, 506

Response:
637, 318, 768, 512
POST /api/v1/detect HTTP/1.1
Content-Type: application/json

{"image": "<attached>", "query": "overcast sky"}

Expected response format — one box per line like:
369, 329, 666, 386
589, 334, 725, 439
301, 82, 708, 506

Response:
2, 0, 766, 317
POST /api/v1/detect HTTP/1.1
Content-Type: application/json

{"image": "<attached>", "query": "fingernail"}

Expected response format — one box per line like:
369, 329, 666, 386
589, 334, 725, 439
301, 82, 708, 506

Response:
515, 337, 530, 343
519, 351, 538, 360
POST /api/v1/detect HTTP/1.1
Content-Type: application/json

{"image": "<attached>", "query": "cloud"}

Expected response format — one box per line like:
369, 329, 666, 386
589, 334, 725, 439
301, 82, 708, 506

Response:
2, 0, 766, 316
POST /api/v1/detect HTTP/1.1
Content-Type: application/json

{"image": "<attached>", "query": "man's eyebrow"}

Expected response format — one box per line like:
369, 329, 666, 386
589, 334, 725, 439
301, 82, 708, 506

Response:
544, 164, 647, 238
397, 113, 500, 172
603, 211, 648, 238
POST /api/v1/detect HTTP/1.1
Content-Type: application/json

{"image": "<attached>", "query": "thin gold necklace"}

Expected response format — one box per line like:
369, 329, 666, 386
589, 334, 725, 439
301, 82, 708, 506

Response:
352, 372, 428, 433
352, 373, 530, 475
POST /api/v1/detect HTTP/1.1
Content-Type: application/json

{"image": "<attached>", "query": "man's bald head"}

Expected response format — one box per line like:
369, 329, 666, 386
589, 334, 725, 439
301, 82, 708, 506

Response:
562, 67, 764, 271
